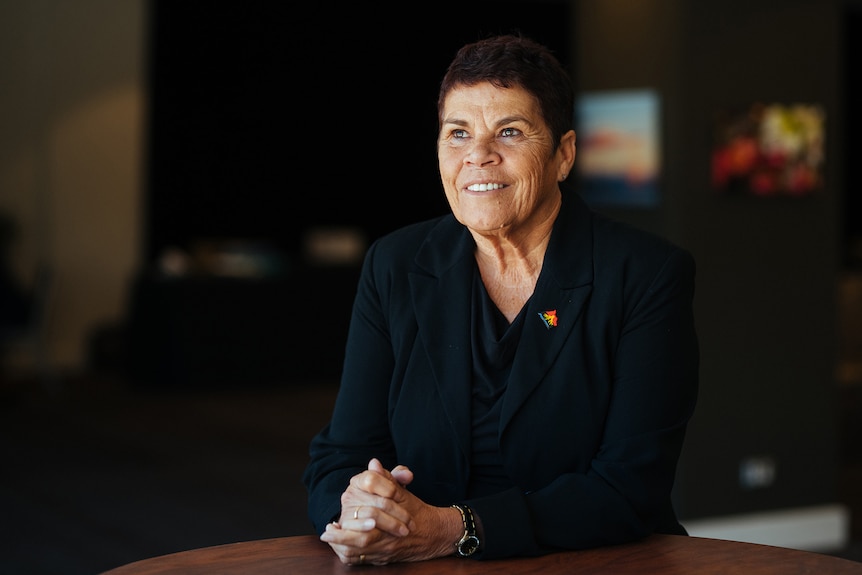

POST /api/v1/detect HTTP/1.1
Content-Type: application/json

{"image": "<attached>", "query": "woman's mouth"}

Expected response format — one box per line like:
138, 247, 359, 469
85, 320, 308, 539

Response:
466, 183, 505, 192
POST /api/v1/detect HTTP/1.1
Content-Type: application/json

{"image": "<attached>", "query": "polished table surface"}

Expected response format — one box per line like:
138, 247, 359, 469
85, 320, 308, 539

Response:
101, 534, 862, 574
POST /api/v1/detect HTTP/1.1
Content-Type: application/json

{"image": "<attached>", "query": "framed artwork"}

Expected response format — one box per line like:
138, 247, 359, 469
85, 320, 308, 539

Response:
711, 102, 825, 197
574, 89, 662, 208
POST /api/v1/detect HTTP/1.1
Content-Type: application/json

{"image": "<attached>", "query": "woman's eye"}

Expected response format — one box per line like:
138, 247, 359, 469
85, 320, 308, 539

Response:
453, 129, 468, 139
500, 127, 520, 137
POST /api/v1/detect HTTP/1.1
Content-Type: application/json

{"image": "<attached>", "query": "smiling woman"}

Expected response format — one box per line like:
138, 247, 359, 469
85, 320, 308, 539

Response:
303, 33, 699, 567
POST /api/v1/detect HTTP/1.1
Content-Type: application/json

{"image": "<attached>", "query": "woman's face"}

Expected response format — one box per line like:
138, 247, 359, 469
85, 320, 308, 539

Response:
437, 82, 574, 237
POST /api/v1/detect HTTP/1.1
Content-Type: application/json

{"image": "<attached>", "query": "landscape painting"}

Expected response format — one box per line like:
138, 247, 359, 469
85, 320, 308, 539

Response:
575, 89, 661, 208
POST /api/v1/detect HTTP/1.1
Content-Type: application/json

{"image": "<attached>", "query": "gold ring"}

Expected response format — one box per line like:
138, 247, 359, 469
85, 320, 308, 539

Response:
353, 506, 362, 520
358, 554, 365, 564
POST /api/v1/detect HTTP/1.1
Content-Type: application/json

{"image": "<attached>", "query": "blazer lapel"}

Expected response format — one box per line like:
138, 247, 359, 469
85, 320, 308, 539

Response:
500, 195, 595, 430
409, 219, 476, 459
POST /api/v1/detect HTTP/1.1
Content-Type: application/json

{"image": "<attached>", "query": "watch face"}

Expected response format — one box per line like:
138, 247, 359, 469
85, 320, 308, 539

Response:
458, 534, 480, 557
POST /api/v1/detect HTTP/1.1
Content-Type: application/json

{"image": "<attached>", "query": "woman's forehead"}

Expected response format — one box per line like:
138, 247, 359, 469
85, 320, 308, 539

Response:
441, 83, 539, 118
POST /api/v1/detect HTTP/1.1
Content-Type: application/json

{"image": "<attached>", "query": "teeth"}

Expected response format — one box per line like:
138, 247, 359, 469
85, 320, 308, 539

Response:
466, 183, 503, 192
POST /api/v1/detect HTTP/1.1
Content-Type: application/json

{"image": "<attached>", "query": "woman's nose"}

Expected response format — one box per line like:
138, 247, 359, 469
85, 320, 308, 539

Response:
465, 139, 501, 167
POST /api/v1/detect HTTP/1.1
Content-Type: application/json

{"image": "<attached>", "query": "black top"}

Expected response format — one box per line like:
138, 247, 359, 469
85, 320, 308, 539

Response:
468, 269, 526, 497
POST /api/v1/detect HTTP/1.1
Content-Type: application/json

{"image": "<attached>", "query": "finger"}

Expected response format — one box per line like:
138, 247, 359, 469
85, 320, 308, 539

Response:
367, 458, 400, 485
320, 520, 342, 538
320, 519, 374, 543
365, 508, 410, 537
350, 469, 401, 500
332, 547, 369, 567
339, 516, 377, 533
368, 457, 386, 473
390, 465, 414, 486
344, 503, 409, 537
324, 541, 354, 565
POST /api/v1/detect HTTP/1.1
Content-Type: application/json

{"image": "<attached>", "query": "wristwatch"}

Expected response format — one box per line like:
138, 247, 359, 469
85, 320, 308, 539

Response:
451, 504, 480, 557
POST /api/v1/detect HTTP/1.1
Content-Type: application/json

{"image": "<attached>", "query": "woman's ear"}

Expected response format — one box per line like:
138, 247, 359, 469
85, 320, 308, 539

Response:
558, 130, 577, 181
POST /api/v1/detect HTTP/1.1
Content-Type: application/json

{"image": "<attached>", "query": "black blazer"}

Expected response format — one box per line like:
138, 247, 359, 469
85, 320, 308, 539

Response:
303, 193, 699, 559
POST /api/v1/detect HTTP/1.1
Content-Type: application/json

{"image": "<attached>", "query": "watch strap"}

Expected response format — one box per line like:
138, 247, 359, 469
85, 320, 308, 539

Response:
451, 504, 479, 557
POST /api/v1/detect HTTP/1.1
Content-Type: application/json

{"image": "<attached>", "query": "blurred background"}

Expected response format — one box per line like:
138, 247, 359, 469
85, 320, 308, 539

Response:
1, 0, 862, 573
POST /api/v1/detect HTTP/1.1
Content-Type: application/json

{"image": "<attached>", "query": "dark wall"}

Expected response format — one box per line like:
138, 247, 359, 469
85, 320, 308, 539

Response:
576, 0, 847, 521
137, 1, 573, 387
675, 0, 842, 520
845, 4, 862, 266
145, 1, 573, 265
573, 0, 847, 522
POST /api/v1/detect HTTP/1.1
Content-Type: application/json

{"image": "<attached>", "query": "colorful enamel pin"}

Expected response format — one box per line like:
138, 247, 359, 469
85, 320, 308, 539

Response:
538, 309, 558, 329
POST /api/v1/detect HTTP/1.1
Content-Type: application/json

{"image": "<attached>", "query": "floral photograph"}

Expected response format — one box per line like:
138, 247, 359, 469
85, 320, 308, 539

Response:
711, 102, 825, 197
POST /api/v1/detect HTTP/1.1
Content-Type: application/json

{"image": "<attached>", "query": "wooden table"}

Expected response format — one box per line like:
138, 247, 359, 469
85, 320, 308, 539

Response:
100, 534, 862, 574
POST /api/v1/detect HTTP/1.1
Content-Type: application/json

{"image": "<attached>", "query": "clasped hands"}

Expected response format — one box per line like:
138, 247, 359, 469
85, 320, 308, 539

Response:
320, 457, 456, 566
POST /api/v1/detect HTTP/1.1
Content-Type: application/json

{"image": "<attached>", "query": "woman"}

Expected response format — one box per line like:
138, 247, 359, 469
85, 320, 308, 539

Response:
302, 34, 699, 566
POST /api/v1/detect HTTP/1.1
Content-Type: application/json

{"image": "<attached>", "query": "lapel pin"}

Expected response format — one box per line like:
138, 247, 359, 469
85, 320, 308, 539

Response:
538, 309, 558, 329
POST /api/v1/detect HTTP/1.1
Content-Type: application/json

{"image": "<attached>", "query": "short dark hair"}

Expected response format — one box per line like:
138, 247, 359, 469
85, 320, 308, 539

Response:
437, 34, 574, 150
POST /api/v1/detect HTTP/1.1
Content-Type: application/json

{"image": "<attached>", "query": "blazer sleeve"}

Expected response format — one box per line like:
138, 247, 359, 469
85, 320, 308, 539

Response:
301, 236, 409, 534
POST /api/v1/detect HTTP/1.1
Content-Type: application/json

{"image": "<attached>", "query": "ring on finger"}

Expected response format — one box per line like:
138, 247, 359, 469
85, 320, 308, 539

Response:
353, 506, 362, 520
